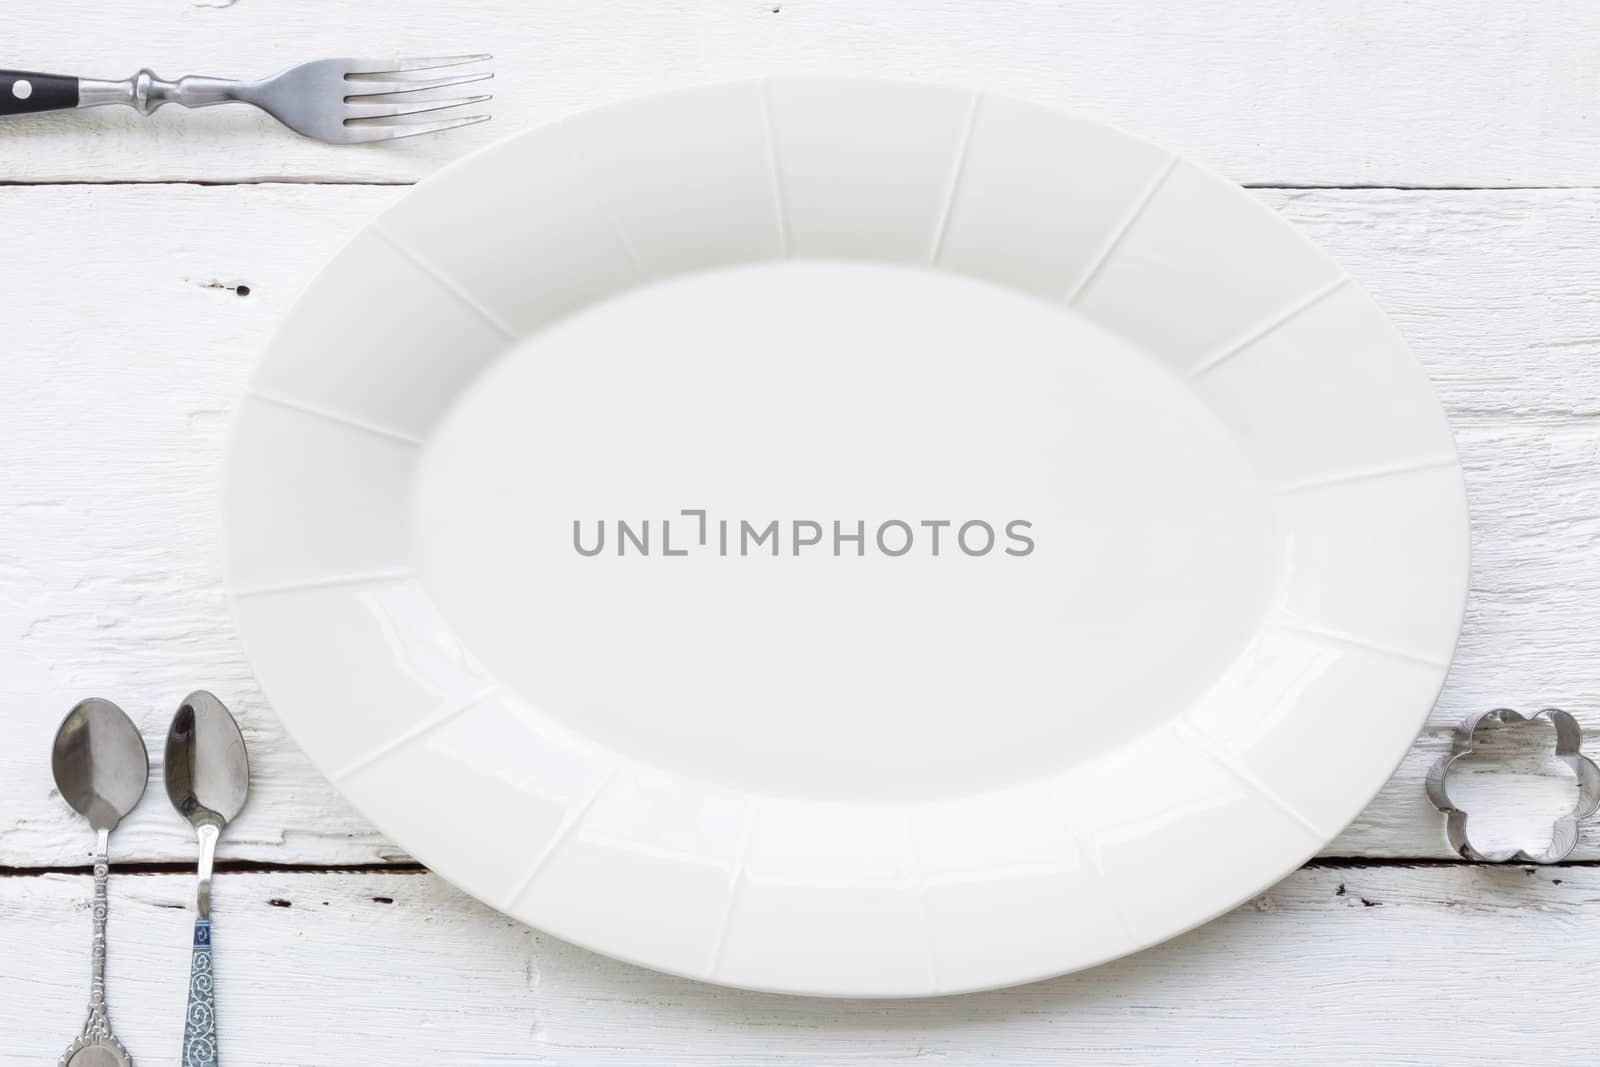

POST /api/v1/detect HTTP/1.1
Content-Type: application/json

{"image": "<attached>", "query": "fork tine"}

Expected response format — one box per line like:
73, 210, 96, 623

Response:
343, 113, 493, 144
344, 71, 494, 98
345, 94, 492, 121
343, 54, 492, 75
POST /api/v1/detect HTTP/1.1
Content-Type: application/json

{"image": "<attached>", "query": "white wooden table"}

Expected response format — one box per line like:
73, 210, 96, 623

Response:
4, 3, 1600, 1062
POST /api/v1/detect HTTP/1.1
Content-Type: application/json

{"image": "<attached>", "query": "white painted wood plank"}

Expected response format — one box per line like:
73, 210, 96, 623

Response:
5, 184, 1600, 867
4, 865, 1596, 1064
0, 0, 1597, 186
0, 184, 404, 868
1270, 189, 1600, 418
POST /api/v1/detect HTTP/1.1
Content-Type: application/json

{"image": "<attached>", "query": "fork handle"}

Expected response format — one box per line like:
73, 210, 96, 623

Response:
0, 68, 242, 117
0, 70, 78, 115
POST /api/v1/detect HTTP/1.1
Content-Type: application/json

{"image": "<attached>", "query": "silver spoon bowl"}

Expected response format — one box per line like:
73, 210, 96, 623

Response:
52, 697, 149, 1067
165, 691, 249, 1067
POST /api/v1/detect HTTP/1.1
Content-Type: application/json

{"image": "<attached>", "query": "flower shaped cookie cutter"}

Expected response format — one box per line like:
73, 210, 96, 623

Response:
1426, 708, 1600, 863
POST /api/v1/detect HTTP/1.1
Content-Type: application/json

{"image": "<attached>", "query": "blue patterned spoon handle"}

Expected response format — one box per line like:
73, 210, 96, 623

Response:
182, 919, 217, 1067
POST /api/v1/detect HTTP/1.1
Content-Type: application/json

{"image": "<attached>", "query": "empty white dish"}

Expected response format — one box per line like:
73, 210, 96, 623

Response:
224, 79, 1469, 996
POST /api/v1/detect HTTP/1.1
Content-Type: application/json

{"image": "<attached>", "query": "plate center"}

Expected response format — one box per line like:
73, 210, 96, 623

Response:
414, 260, 1281, 801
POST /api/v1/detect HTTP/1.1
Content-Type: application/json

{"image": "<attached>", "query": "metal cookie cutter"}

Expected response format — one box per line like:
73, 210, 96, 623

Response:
1426, 708, 1600, 863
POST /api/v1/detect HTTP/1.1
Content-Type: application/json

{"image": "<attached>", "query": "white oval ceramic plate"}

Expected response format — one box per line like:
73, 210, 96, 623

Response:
224, 79, 1469, 997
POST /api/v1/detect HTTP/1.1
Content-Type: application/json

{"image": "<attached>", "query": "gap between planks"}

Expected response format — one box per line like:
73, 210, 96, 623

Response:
4, 857, 1598, 879
0, 860, 428, 878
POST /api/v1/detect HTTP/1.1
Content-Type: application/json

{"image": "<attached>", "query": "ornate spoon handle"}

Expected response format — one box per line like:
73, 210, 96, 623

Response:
182, 919, 217, 1067
60, 828, 132, 1067
181, 821, 220, 1067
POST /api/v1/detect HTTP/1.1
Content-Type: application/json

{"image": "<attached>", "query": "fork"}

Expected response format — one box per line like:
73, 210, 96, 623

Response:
0, 55, 492, 144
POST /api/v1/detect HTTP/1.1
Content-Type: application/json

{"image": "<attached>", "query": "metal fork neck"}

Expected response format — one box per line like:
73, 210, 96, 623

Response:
78, 70, 241, 114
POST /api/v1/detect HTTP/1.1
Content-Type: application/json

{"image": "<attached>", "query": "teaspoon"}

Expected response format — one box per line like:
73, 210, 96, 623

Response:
51, 697, 149, 1067
164, 691, 249, 1067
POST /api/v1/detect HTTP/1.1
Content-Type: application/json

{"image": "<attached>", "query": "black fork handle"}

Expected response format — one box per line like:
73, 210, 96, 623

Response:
0, 70, 79, 115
